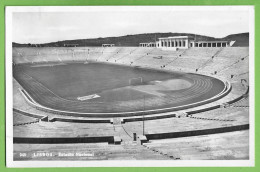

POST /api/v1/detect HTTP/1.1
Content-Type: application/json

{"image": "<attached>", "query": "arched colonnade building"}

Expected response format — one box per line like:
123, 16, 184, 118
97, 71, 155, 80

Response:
139, 42, 157, 47
139, 36, 231, 51
102, 44, 115, 47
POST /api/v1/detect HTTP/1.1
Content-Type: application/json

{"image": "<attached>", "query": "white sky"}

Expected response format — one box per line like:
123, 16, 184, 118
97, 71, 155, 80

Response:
11, 6, 251, 44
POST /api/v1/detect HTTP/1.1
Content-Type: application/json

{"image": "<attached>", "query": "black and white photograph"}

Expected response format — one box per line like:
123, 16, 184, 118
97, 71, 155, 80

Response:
6, 6, 254, 167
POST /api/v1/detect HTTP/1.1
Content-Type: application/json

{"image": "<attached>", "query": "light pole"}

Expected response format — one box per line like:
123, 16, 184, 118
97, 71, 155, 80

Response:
143, 95, 145, 135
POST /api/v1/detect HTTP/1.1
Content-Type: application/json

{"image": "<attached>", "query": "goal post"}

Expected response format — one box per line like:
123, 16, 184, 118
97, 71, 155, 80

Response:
129, 77, 143, 86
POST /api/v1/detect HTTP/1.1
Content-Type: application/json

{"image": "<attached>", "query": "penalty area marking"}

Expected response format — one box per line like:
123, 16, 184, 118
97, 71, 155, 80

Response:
77, 94, 100, 101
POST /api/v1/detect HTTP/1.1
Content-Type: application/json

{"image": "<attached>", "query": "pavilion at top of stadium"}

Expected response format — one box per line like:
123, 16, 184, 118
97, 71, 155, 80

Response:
139, 36, 234, 50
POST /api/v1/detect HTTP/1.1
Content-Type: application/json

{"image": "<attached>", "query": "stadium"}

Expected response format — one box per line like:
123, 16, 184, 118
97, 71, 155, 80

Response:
12, 32, 250, 160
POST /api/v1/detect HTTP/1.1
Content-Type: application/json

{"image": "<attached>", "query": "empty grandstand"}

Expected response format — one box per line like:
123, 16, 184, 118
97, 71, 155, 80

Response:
12, 42, 250, 161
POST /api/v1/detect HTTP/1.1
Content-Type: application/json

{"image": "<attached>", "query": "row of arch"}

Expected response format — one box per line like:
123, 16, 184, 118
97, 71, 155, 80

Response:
160, 39, 188, 48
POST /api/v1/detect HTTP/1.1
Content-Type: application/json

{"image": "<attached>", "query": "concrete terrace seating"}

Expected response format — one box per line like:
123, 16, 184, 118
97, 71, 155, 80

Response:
13, 111, 39, 126
115, 54, 141, 65
133, 49, 182, 68
96, 47, 123, 62
157, 56, 179, 68
164, 56, 208, 72
197, 47, 249, 74
14, 121, 116, 138
218, 57, 249, 78
202, 59, 230, 73
131, 47, 154, 54
115, 48, 150, 65
107, 47, 138, 62
87, 47, 104, 61
119, 47, 155, 64
13, 48, 30, 64
122, 111, 247, 137
131, 55, 167, 68
13, 47, 39, 57
143, 130, 249, 160
13, 47, 249, 69
189, 107, 249, 123
182, 47, 221, 57
13, 56, 28, 64
13, 48, 44, 64
149, 48, 185, 57
56, 51, 75, 62
231, 97, 249, 107
71, 48, 89, 61
37, 55, 60, 63
215, 47, 249, 59
200, 57, 240, 74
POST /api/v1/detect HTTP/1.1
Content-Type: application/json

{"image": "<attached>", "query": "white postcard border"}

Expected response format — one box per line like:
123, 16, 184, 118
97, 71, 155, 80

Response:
5, 6, 255, 167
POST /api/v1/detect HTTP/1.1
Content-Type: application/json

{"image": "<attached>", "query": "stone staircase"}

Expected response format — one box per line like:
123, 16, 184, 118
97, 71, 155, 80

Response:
111, 118, 170, 160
